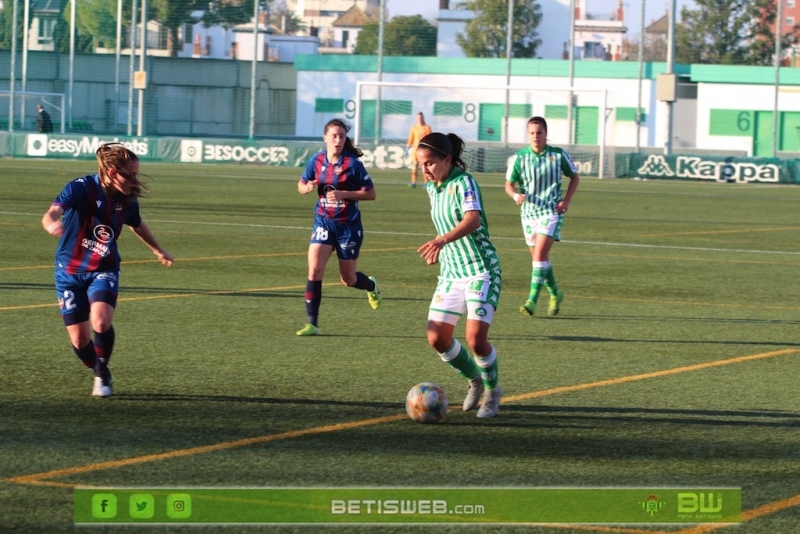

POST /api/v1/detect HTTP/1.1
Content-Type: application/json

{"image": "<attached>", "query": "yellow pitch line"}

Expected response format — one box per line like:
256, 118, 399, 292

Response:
6, 348, 797, 489
4, 414, 408, 487
0, 247, 415, 272
673, 493, 800, 534
638, 226, 800, 238
504, 349, 797, 403
0, 284, 330, 311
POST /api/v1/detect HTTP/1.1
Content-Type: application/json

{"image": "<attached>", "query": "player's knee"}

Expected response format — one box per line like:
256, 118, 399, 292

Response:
92, 318, 113, 333
341, 274, 357, 287
465, 335, 489, 355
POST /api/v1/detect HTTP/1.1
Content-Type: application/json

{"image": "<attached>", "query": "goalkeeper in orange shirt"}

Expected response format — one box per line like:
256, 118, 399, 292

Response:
406, 112, 432, 188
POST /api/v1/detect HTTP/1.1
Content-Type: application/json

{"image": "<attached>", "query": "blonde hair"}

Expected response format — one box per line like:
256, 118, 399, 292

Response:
95, 142, 146, 199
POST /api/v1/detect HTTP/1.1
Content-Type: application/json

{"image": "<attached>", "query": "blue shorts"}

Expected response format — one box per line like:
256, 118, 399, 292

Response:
55, 270, 119, 326
309, 215, 364, 260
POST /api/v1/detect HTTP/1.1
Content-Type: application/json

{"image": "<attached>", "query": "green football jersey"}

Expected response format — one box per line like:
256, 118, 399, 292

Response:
506, 145, 578, 218
425, 167, 501, 280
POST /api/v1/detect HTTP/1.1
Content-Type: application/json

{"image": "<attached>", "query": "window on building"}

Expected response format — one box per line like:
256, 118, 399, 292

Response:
788, 0, 796, 8
182, 23, 193, 45
342, 30, 349, 49
38, 17, 56, 45
583, 42, 606, 60
787, 16, 795, 27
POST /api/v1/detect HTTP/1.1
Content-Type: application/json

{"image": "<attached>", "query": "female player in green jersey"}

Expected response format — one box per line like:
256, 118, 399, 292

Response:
416, 132, 503, 418
505, 116, 580, 317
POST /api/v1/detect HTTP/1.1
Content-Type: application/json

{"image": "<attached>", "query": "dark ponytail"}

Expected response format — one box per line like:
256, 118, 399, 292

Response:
324, 118, 363, 158
417, 132, 468, 171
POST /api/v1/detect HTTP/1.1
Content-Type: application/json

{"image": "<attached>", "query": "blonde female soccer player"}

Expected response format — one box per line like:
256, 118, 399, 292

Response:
505, 116, 579, 317
416, 132, 503, 418
41, 143, 173, 397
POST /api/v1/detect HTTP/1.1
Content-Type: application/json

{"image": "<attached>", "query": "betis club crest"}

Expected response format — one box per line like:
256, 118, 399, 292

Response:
640, 494, 664, 517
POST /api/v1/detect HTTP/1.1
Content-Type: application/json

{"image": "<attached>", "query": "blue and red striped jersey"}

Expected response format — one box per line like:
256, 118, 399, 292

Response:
52, 174, 142, 274
300, 149, 374, 223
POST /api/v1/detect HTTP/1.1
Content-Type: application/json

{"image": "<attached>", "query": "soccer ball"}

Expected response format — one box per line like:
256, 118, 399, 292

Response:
405, 382, 447, 423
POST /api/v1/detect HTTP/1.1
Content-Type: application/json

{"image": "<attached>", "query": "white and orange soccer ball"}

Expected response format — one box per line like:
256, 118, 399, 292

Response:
405, 382, 447, 423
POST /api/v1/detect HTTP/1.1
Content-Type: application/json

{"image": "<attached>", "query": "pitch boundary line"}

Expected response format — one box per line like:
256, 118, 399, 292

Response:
3, 210, 800, 257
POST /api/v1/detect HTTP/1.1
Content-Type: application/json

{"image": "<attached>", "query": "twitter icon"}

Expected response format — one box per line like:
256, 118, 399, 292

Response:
130, 494, 154, 519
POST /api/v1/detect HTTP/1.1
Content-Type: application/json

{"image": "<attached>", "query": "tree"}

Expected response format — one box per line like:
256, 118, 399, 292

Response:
354, 15, 437, 56
201, 0, 255, 29
747, 0, 800, 66
75, 0, 119, 50
455, 0, 541, 58
152, 0, 203, 57
677, 0, 800, 65
0, 4, 24, 50
268, 0, 307, 35
54, 4, 95, 54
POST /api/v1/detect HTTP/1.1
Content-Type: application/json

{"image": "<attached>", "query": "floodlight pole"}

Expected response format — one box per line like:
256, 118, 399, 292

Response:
249, 0, 259, 140
773, 0, 784, 158
503, 0, 514, 148
128, 0, 137, 136
664, 0, 676, 155
8, 0, 18, 132
375, 0, 386, 144
21, 0, 30, 129
137, 0, 148, 137
567, 0, 576, 146
635, 0, 645, 153
69, 0, 76, 129
115, 0, 122, 131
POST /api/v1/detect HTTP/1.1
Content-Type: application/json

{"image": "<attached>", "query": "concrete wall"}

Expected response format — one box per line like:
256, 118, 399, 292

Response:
0, 51, 297, 137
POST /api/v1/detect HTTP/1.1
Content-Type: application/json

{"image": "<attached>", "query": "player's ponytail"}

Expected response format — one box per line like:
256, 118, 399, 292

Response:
324, 118, 363, 158
417, 132, 468, 171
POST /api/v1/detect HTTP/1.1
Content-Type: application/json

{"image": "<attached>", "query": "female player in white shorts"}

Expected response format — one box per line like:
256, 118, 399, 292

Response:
416, 132, 503, 418
506, 116, 580, 317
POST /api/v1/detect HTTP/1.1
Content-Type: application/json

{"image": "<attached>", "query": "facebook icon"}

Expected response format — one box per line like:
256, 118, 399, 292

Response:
91, 494, 117, 518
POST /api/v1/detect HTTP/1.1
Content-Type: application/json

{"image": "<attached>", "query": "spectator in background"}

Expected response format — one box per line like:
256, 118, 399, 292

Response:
36, 104, 54, 133
406, 112, 432, 188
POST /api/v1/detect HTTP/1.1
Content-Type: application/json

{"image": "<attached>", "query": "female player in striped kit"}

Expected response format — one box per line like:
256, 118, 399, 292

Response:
41, 143, 173, 397
296, 118, 381, 336
505, 116, 580, 317
416, 132, 503, 418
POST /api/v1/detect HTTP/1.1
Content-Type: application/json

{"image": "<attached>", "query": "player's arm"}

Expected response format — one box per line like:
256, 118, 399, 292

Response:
504, 155, 525, 205
129, 222, 174, 266
298, 179, 317, 194
557, 154, 580, 214
331, 187, 376, 202
42, 205, 65, 237
417, 210, 481, 265
557, 173, 579, 214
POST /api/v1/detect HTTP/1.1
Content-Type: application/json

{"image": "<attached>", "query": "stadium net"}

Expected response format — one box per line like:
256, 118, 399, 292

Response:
354, 81, 613, 178
1, 91, 66, 133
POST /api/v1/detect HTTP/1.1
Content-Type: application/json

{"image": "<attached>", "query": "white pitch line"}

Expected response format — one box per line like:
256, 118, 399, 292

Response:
3, 212, 799, 257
